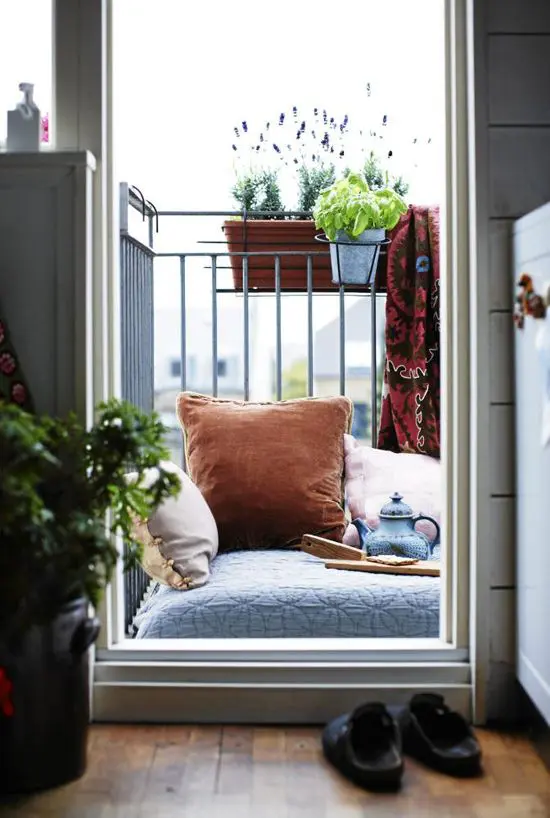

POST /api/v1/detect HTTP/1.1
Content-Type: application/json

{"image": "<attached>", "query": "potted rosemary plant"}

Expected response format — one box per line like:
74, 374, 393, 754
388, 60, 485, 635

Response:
313, 173, 407, 285
0, 399, 179, 794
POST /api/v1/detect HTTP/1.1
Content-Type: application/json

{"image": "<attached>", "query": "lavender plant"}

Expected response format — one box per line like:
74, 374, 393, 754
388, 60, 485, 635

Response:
360, 151, 409, 197
229, 86, 431, 217
297, 165, 337, 211
231, 168, 283, 215
230, 106, 350, 217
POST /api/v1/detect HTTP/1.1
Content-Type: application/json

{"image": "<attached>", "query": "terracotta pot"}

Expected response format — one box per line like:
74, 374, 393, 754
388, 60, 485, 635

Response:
223, 219, 334, 292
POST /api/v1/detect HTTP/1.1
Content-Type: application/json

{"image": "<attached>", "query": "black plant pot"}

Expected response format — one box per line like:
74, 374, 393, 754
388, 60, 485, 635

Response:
0, 598, 100, 794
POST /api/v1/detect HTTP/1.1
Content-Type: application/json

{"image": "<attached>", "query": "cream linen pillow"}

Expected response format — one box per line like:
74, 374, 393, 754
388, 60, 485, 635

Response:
126, 461, 218, 590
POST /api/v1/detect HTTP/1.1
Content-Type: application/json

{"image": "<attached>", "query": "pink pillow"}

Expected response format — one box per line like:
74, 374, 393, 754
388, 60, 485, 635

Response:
342, 434, 441, 547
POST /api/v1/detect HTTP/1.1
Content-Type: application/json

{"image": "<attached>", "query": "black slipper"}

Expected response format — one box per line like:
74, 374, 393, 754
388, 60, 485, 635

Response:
322, 702, 403, 791
402, 693, 482, 777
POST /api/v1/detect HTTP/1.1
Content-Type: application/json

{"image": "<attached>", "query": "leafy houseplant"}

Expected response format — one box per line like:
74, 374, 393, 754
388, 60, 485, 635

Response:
0, 399, 179, 794
313, 173, 407, 285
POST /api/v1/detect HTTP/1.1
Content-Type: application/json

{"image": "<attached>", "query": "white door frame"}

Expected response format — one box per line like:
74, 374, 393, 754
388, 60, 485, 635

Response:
52, 0, 489, 723
467, 0, 492, 728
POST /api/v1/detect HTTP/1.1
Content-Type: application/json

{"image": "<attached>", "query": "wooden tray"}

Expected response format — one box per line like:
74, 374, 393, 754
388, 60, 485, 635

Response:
324, 559, 441, 577
300, 534, 365, 561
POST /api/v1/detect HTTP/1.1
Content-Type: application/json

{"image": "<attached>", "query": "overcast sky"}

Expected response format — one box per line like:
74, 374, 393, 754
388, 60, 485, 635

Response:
111, 0, 446, 337
0, 0, 446, 345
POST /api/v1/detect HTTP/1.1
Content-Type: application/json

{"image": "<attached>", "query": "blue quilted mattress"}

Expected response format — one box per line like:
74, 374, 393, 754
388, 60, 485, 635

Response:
133, 550, 440, 639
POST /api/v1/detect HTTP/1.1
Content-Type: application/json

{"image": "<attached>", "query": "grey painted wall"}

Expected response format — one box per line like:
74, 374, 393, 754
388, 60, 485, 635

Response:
478, 0, 550, 719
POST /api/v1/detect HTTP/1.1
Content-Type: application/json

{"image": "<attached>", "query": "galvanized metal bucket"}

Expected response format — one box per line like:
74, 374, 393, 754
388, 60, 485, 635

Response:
330, 228, 385, 285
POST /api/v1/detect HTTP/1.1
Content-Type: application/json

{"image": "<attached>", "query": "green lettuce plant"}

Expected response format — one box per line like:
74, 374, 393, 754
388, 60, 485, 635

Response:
313, 173, 407, 241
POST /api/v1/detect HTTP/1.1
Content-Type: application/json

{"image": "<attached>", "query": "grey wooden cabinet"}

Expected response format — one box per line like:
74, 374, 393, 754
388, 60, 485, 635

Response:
0, 151, 95, 419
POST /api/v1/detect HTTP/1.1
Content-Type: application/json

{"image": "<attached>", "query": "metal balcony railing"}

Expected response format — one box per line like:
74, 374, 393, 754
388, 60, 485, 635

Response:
119, 182, 387, 634
119, 184, 157, 634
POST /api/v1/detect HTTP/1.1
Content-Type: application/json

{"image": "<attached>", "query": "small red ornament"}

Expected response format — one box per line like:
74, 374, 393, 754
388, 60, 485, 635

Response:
0, 668, 14, 717
514, 273, 547, 330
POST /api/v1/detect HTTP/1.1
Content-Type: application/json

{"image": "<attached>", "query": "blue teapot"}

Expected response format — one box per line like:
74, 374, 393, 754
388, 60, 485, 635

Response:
351, 492, 440, 561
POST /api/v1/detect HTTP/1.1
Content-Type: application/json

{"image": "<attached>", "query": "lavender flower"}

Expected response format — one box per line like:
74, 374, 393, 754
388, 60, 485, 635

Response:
232, 144, 237, 151
242, 121, 248, 132
343, 114, 348, 127
382, 114, 387, 125
234, 127, 239, 137
273, 144, 281, 154
279, 113, 285, 125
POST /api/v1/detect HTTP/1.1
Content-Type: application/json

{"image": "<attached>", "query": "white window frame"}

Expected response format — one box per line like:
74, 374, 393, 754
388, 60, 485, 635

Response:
53, 0, 485, 723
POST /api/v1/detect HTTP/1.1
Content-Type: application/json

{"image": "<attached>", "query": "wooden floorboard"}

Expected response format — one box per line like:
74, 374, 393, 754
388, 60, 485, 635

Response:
0, 726, 549, 817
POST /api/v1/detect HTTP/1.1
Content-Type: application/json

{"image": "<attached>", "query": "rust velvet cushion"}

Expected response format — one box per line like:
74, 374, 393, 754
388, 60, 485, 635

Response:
176, 392, 353, 552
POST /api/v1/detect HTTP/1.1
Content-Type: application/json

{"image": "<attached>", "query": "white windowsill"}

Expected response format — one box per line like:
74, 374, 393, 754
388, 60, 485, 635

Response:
92, 637, 472, 723
96, 636, 466, 664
